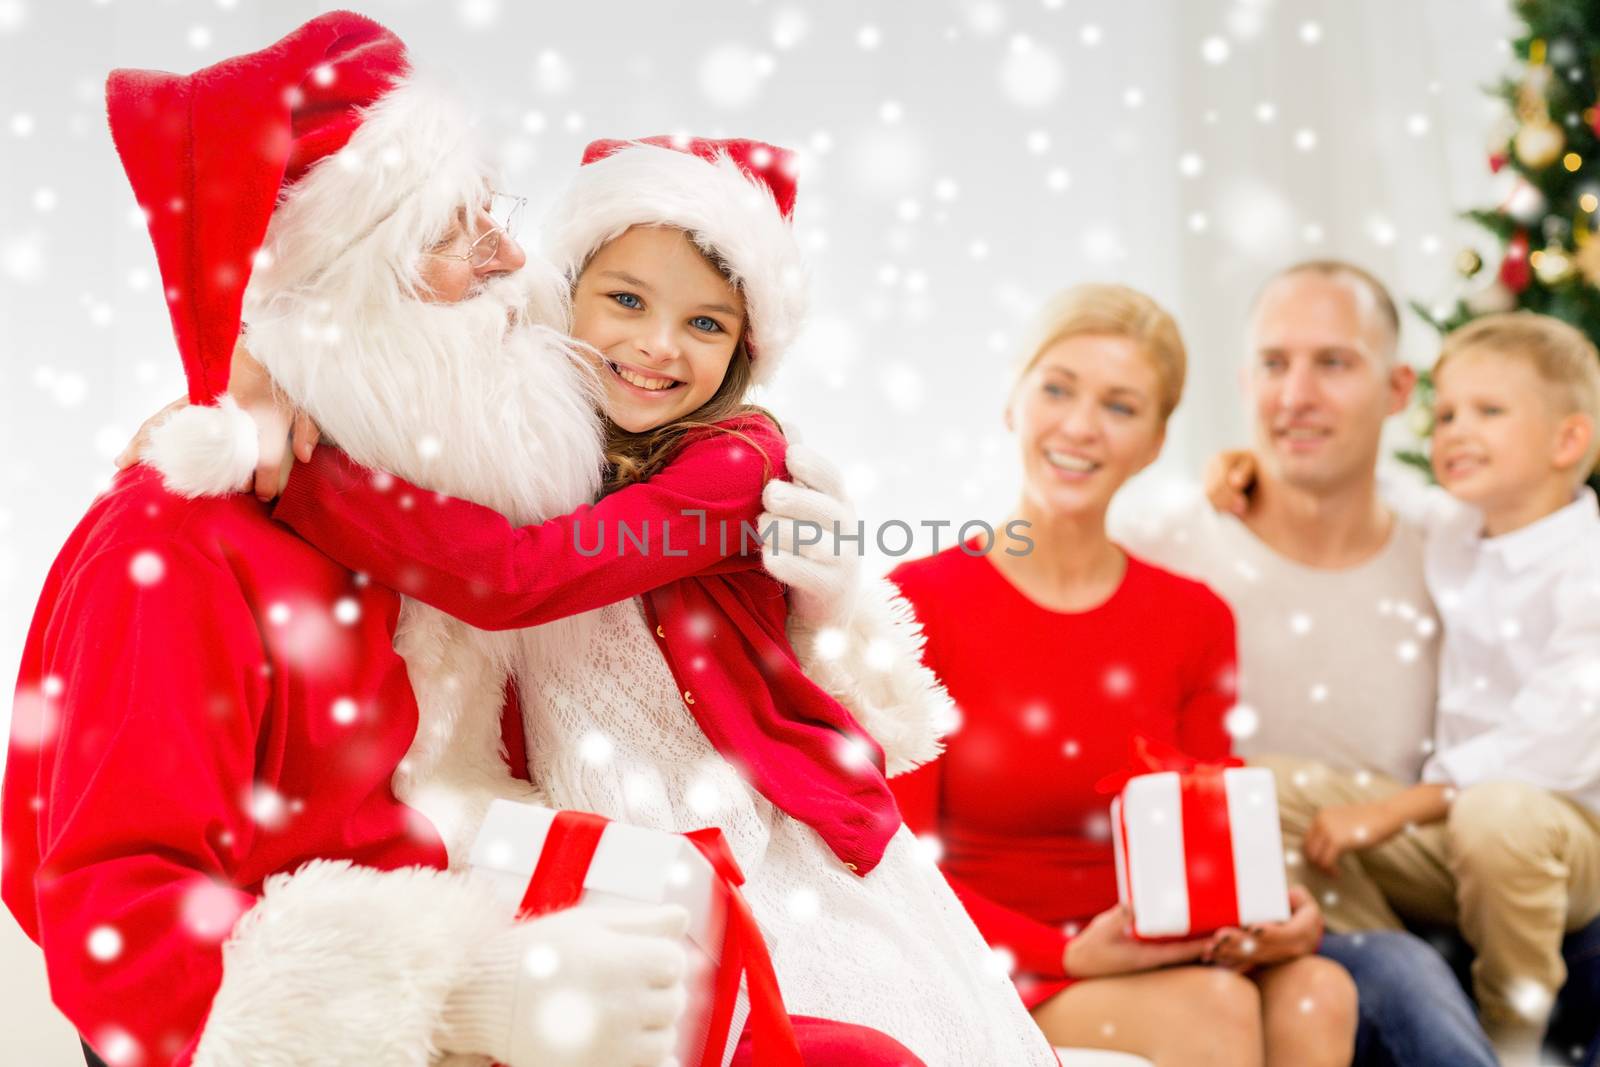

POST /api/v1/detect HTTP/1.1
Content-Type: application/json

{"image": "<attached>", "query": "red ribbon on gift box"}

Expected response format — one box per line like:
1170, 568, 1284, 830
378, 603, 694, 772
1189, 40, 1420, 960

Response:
1093, 734, 1244, 795
1099, 736, 1247, 938
517, 809, 803, 1067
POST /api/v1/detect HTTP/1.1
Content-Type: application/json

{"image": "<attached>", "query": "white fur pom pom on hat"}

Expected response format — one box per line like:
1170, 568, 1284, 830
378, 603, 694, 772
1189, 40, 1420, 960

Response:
543, 136, 809, 387
143, 395, 259, 499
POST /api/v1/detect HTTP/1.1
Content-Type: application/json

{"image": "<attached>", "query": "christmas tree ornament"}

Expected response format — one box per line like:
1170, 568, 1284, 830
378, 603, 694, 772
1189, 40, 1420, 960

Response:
1501, 230, 1533, 291
1576, 236, 1600, 287
1499, 174, 1549, 224
1515, 114, 1566, 170
1456, 248, 1484, 277
1533, 243, 1574, 285
1512, 48, 1565, 170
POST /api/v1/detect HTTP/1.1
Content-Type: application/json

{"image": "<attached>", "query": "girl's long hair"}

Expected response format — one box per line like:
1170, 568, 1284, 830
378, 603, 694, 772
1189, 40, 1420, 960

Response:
598, 242, 779, 496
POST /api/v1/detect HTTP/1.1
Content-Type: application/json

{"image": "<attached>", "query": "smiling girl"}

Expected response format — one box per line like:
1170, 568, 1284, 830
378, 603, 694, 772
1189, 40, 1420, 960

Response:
196, 137, 1056, 1065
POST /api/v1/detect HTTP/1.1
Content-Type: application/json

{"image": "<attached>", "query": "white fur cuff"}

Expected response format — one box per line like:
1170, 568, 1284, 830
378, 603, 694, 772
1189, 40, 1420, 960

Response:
193, 860, 513, 1067
143, 395, 258, 499
790, 577, 952, 777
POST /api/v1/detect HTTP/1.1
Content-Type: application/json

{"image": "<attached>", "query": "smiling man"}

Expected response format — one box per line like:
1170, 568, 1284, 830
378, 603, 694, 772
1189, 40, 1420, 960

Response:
1190, 262, 1437, 776
1125, 262, 1439, 779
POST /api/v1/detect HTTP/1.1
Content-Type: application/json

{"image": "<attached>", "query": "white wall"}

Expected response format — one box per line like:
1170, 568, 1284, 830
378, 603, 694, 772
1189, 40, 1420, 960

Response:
0, 0, 1515, 1059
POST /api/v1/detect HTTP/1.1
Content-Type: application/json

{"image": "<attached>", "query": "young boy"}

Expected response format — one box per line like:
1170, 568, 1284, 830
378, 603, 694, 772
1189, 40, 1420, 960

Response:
1278, 311, 1600, 1063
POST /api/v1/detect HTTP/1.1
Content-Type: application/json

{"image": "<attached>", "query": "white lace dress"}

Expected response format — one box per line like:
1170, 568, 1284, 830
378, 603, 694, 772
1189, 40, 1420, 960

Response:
519, 598, 1058, 1067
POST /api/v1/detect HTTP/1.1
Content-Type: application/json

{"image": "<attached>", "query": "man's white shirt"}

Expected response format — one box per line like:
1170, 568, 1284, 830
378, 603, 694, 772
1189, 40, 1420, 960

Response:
1110, 482, 1440, 785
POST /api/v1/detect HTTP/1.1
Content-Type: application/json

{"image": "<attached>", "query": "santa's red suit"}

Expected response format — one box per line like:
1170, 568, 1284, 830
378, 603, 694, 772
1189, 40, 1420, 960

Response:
3, 464, 479, 1064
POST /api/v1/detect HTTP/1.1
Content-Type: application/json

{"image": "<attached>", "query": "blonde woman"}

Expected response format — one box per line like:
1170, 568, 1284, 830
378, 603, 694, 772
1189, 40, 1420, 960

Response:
889, 284, 1358, 1066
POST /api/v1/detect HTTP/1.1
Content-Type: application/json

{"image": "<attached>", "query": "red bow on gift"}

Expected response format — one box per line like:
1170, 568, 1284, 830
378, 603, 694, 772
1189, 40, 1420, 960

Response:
1093, 734, 1243, 796
516, 809, 803, 1067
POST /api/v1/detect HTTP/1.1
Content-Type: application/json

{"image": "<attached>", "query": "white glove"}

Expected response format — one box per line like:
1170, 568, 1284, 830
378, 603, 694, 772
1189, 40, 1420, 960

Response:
760, 443, 861, 627
439, 905, 690, 1067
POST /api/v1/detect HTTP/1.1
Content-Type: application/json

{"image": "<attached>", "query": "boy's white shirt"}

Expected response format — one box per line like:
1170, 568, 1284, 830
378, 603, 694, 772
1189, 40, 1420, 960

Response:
1412, 484, 1600, 814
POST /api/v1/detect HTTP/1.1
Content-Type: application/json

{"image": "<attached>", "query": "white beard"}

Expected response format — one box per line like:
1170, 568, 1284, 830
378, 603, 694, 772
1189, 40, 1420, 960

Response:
244, 264, 608, 862
244, 265, 604, 526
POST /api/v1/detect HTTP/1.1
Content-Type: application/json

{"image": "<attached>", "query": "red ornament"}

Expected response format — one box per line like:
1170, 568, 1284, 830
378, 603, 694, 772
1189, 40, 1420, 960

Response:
1489, 151, 1508, 173
1501, 230, 1532, 292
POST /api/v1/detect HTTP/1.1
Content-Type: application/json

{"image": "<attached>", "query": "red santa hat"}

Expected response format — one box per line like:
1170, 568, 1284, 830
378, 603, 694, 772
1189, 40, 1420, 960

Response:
108, 10, 487, 406
543, 136, 809, 387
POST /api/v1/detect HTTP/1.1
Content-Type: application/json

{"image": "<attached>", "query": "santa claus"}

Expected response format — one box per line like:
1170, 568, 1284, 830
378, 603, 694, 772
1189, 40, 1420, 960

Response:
3, 12, 940, 1067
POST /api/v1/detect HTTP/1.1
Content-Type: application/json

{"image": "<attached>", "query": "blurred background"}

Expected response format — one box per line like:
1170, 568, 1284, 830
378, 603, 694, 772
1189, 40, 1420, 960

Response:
0, 0, 1517, 1059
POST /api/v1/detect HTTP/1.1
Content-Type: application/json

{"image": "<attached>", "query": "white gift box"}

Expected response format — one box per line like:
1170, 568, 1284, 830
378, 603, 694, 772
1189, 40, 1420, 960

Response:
1110, 767, 1290, 940
470, 800, 750, 1067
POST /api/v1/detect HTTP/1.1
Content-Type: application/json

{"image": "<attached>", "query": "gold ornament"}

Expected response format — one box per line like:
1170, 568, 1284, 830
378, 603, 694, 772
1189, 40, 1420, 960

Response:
1576, 236, 1600, 287
1456, 249, 1484, 277
1515, 115, 1566, 169
1516, 51, 1552, 120
1534, 244, 1574, 285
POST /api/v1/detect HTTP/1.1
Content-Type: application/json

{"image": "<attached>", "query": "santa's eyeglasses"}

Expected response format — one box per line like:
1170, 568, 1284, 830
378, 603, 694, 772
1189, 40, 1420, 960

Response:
426, 192, 527, 269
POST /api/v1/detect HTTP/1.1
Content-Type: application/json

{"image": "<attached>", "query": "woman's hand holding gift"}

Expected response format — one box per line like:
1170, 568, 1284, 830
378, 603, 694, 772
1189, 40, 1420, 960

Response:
1204, 885, 1325, 972
1063, 903, 1212, 978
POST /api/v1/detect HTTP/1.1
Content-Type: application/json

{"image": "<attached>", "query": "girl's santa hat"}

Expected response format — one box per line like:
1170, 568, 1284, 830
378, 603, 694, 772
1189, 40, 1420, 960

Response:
544, 136, 809, 386
107, 9, 487, 408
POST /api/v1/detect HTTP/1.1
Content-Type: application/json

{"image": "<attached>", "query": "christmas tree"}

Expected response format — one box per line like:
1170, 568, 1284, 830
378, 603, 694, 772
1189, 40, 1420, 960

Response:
1408, 0, 1600, 489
